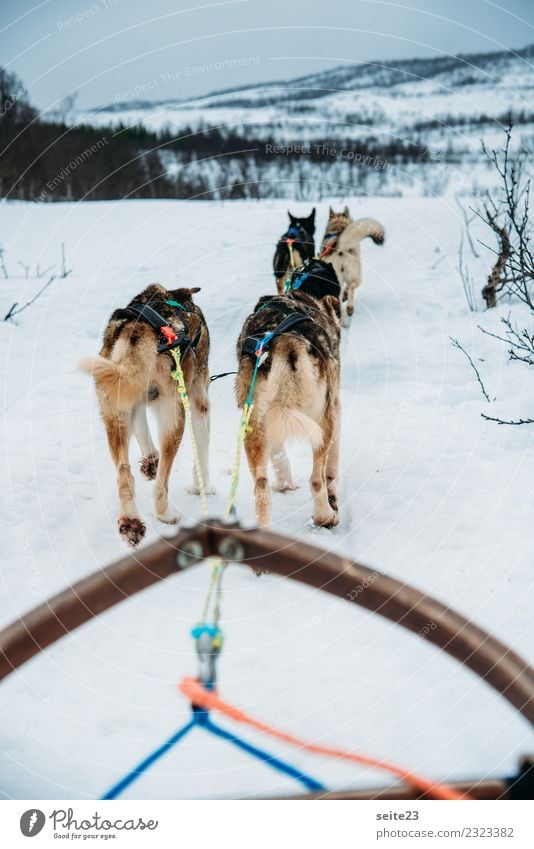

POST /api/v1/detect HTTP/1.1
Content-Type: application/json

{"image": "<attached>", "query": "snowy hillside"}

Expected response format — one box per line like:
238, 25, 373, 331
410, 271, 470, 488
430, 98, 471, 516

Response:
78, 43, 534, 195
0, 197, 533, 799
84, 44, 534, 142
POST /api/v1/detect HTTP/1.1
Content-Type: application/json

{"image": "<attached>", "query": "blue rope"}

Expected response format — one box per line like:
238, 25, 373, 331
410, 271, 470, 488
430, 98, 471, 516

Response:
289, 272, 308, 290
100, 708, 325, 799
197, 710, 325, 793
101, 717, 196, 800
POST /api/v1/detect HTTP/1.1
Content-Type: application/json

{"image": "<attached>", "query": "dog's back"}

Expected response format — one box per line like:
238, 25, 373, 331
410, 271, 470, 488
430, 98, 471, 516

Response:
236, 293, 339, 448
80, 284, 207, 410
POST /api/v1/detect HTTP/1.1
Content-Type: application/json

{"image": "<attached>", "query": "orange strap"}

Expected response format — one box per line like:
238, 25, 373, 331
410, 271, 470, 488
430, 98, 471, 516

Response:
179, 677, 467, 800
160, 325, 177, 344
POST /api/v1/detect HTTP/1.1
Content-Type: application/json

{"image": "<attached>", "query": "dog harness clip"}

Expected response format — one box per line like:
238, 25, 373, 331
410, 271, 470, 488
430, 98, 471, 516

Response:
241, 302, 314, 359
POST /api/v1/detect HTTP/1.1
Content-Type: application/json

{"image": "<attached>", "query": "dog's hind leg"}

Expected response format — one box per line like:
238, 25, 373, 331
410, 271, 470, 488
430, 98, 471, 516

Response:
340, 286, 350, 328
346, 283, 357, 319
244, 424, 271, 527
345, 257, 361, 319
310, 421, 338, 528
326, 403, 340, 512
189, 379, 213, 495
153, 393, 184, 524
103, 412, 146, 547
133, 404, 159, 480
270, 446, 297, 492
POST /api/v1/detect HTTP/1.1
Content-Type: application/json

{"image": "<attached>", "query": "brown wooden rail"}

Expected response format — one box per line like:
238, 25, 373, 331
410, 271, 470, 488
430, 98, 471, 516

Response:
1, 520, 533, 730
281, 756, 534, 800
281, 778, 511, 800
283, 778, 510, 800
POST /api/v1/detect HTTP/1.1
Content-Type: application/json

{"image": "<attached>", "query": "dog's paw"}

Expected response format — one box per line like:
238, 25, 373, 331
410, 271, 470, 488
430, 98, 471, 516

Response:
187, 483, 215, 496
118, 516, 146, 547
312, 510, 339, 529
328, 493, 339, 512
139, 454, 159, 480
252, 568, 270, 577
346, 305, 354, 317
156, 509, 182, 525
272, 480, 298, 492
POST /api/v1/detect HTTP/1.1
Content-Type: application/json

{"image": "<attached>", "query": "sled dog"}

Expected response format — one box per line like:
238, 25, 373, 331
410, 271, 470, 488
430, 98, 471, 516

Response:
80, 284, 210, 547
235, 288, 340, 529
272, 208, 316, 293
321, 206, 384, 325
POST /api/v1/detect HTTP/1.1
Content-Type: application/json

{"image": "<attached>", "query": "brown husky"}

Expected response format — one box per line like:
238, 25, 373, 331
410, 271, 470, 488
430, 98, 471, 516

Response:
321, 206, 385, 325
235, 290, 340, 529
80, 284, 210, 547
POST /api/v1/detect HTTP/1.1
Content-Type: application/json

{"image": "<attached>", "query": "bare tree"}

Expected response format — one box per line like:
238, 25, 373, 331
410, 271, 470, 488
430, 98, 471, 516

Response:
56, 91, 78, 124
450, 337, 492, 402
455, 126, 533, 425
455, 194, 479, 258
478, 126, 533, 309
3, 243, 72, 322
4, 275, 57, 322
0, 245, 8, 278
478, 315, 534, 367
481, 207, 511, 308
60, 242, 71, 277
457, 232, 477, 311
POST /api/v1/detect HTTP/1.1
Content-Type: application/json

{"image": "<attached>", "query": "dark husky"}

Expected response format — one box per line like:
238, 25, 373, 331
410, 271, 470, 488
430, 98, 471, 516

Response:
285, 256, 342, 309
272, 208, 316, 294
235, 288, 341, 529
80, 284, 210, 547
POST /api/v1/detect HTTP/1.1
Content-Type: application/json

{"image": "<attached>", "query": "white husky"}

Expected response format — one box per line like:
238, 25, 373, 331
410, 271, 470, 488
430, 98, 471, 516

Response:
321, 207, 385, 325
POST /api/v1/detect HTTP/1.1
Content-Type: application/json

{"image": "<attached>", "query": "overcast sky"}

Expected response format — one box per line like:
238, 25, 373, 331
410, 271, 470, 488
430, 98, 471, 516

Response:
1, 0, 533, 112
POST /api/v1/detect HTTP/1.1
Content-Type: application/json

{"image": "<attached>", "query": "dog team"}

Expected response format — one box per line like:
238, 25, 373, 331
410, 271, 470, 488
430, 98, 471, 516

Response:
81, 206, 385, 547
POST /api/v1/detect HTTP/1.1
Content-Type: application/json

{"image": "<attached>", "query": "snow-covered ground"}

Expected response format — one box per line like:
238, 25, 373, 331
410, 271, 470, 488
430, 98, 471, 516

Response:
0, 196, 532, 799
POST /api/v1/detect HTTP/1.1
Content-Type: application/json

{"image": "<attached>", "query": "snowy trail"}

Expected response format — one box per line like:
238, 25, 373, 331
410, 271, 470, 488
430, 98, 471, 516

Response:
0, 198, 532, 799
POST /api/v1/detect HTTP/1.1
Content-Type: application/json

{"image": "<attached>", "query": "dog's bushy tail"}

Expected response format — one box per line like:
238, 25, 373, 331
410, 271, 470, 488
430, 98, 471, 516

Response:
352, 217, 385, 245
79, 355, 141, 410
262, 340, 323, 448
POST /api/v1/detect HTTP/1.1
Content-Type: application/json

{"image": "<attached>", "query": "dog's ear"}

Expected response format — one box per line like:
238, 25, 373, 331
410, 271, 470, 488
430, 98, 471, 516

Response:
343, 205, 350, 217
322, 294, 341, 324
288, 209, 296, 224
328, 206, 334, 217
170, 286, 201, 301
304, 208, 316, 231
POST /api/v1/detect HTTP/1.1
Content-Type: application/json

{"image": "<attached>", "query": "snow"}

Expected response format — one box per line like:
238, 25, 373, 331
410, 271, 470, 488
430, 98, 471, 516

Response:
0, 196, 532, 799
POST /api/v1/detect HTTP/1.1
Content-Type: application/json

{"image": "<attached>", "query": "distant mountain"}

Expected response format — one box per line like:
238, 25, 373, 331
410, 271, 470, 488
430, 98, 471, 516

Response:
83, 43, 534, 141
72, 44, 534, 199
